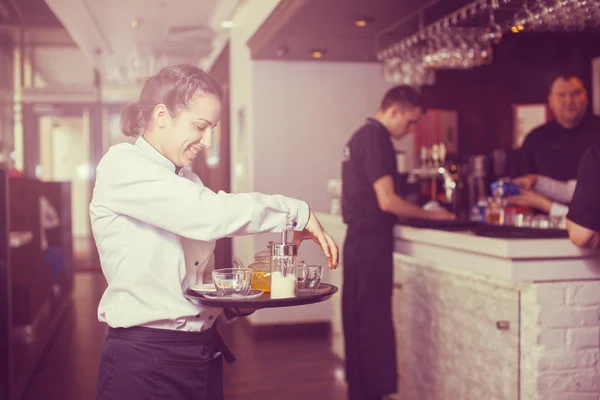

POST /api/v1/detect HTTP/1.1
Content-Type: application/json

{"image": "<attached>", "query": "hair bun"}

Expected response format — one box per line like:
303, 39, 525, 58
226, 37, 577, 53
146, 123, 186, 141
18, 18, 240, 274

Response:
120, 102, 146, 137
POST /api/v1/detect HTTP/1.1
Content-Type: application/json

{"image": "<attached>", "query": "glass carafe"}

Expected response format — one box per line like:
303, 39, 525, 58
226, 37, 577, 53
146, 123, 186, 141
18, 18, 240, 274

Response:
270, 230, 297, 299
248, 243, 273, 292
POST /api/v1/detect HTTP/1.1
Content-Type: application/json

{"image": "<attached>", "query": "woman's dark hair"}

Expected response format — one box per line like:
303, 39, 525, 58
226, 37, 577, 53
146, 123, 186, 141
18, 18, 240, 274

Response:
120, 64, 223, 137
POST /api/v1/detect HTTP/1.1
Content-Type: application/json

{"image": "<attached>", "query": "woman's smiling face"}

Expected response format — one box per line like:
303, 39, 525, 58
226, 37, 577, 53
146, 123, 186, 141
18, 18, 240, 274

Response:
157, 93, 221, 167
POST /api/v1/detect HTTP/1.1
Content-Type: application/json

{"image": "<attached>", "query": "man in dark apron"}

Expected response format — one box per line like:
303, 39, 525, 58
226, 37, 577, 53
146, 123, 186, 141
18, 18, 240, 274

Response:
341, 86, 454, 400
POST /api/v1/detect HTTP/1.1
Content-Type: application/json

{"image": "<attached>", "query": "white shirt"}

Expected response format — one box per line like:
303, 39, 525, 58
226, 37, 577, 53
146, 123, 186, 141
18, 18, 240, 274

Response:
534, 176, 577, 217
89, 137, 309, 331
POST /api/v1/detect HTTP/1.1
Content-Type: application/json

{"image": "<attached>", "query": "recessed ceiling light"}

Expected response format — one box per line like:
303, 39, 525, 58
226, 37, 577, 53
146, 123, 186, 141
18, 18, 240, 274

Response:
276, 46, 289, 57
220, 20, 234, 29
131, 19, 141, 29
353, 17, 373, 27
311, 49, 326, 59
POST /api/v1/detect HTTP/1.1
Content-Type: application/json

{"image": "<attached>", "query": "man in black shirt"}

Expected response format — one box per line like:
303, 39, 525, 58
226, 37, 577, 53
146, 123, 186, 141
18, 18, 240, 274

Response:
516, 72, 600, 181
567, 137, 600, 248
341, 86, 454, 400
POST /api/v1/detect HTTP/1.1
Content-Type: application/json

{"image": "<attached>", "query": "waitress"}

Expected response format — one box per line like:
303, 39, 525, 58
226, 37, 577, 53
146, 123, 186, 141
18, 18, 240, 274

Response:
90, 64, 338, 400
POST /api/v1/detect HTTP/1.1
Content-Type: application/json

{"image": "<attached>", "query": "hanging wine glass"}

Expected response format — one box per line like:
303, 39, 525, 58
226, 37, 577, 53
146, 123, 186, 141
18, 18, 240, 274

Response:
484, 9, 503, 44
541, 0, 565, 30
560, 0, 586, 30
529, 0, 548, 29
512, 3, 535, 32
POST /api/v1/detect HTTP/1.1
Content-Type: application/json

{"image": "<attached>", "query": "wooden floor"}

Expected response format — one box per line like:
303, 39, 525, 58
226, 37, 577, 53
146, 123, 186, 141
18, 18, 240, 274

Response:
20, 272, 348, 400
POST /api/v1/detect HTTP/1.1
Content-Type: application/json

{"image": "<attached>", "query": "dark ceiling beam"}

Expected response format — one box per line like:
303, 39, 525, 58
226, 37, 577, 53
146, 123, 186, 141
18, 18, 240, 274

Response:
0, 0, 11, 20
247, 0, 311, 60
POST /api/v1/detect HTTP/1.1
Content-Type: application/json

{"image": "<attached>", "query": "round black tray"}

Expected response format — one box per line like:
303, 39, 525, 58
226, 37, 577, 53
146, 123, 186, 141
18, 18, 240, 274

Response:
184, 283, 338, 309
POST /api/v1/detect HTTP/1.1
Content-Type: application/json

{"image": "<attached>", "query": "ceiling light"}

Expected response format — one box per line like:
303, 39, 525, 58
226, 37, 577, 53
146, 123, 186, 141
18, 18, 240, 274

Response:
353, 17, 373, 27
276, 46, 289, 57
220, 20, 234, 29
131, 19, 140, 29
311, 49, 326, 59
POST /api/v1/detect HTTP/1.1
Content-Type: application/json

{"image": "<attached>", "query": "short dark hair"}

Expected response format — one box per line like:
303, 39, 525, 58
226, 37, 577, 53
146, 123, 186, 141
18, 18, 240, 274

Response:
120, 64, 223, 137
380, 85, 424, 111
549, 71, 584, 93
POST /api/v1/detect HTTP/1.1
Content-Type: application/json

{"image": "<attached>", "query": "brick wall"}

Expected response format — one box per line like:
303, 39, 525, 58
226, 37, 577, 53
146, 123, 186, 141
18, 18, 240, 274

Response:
522, 282, 600, 400
392, 254, 522, 400
390, 255, 600, 400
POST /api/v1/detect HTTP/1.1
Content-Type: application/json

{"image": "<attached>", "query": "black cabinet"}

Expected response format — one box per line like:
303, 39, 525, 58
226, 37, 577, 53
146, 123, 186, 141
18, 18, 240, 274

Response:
0, 167, 13, 400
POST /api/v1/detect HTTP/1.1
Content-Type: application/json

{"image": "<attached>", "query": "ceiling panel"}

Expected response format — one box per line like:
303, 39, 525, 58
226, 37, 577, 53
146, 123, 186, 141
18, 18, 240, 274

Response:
252, 0, 531, 62
44, 0, 233, 84
33, 46, 94, 86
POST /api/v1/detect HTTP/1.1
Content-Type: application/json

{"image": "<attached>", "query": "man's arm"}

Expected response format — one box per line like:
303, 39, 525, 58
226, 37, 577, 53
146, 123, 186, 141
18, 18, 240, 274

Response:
373, 175, 453, 220
534, 176, 577, 204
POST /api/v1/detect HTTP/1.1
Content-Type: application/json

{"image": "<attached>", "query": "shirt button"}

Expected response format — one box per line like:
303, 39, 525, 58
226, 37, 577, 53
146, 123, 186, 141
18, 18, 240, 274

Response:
194, 261, 199, 266
293, 221, 297, 227
196, 314, 200, 319
209, 316, 214, 320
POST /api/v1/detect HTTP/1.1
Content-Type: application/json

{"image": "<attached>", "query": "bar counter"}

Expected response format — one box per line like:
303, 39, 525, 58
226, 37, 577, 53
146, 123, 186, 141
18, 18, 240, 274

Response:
319, 212, 600, 400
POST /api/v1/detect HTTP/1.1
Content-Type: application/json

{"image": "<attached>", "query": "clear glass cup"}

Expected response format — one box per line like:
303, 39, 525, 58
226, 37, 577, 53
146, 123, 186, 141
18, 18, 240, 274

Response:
212, 268, 253, 297
297, 264, 324, 291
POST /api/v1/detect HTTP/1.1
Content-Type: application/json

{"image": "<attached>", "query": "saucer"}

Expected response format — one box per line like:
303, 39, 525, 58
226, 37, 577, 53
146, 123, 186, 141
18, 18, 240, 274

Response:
203, 289, 264, 300
298, 284, 330, 295
190, 283, 216, 293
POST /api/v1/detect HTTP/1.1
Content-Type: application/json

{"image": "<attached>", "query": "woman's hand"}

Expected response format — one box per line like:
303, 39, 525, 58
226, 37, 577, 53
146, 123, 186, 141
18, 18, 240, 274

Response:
506, 189, 552, 213
513, 174, 538, 190
293, 211, 339, 269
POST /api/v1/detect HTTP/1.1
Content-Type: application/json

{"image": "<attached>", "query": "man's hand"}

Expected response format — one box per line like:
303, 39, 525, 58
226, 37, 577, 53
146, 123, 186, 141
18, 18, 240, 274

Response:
506, 190, 552, 213
513, 174, 538, 190
293, 211, 339, 269
426, 209, 456, 221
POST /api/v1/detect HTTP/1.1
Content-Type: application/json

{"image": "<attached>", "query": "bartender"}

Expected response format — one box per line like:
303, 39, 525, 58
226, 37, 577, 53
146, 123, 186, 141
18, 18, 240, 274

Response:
515, 72, 600, 181
90, 64, 338, 400
341, 86, 454, 400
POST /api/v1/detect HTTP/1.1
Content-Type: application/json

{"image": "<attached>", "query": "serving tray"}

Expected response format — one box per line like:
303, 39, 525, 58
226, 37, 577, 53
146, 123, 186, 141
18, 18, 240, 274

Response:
184, 283, 338, 309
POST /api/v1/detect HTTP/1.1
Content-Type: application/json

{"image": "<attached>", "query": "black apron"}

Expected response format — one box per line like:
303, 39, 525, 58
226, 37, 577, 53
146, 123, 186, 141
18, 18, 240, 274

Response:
342, 226, 397, 400
97, 325, 235, 400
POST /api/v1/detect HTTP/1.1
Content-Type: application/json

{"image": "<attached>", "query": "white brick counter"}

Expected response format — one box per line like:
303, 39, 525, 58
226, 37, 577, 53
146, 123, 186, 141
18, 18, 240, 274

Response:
318, 213, 600, 400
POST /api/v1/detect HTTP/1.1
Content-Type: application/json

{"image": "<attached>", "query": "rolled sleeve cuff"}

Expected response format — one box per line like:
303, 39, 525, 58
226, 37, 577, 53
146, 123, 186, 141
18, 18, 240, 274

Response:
549, 203, 569, 217
288, 200, 310, 231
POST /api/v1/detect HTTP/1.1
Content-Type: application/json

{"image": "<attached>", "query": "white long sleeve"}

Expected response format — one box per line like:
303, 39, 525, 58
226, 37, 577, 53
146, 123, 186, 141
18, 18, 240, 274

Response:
534, 176, 577, 204
549, 202, 569, 217
93, 144, 308, 241
90, 137, 309, 332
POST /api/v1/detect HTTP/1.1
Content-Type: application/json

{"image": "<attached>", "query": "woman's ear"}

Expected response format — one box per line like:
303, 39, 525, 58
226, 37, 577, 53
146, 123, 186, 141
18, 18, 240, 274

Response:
152, 103, 170, 129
